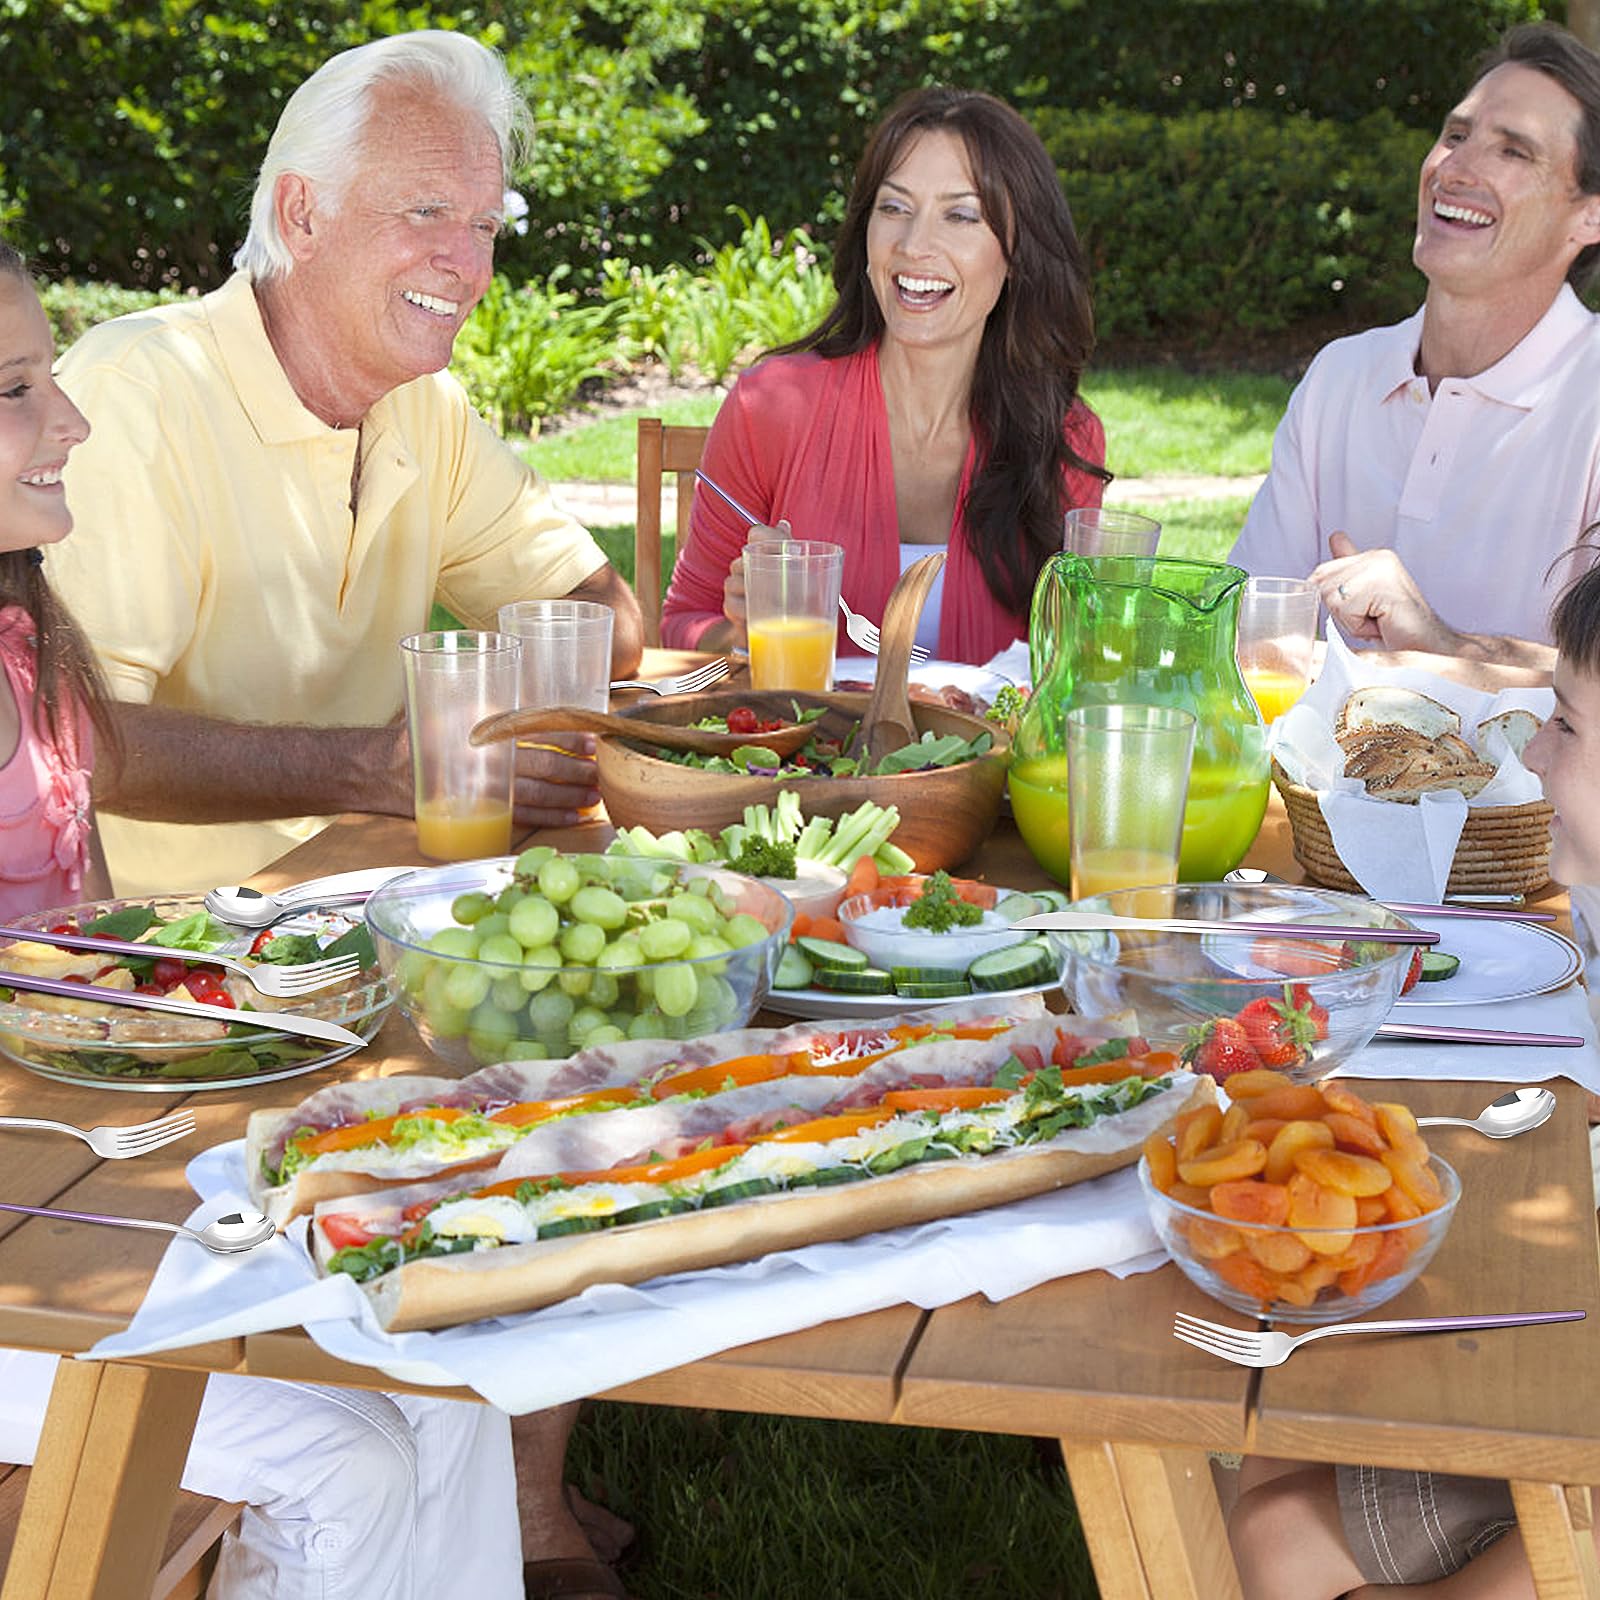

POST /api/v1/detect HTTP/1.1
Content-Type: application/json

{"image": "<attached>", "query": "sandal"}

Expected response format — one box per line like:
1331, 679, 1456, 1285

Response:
522, 1556, 632, 1600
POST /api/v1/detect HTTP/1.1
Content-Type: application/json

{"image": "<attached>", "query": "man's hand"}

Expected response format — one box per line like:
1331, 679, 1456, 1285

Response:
513, 731, 600, 828
1310, 531, 1461, 652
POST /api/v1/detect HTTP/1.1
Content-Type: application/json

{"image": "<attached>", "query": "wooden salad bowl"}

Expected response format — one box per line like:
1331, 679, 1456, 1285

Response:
597, 687, 1011, 871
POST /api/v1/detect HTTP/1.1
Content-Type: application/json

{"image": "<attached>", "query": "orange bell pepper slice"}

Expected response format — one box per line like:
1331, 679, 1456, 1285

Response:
297, 1105, 468, 1156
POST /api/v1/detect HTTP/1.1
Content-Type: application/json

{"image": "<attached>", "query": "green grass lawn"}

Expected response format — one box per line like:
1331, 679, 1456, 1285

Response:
568, 1405, 1096, 1600
521, 368, 1287, 485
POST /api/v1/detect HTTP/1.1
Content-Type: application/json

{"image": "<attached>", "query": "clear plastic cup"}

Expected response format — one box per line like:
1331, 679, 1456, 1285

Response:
743, 539, 844, 691
1237, 576, 1320, 723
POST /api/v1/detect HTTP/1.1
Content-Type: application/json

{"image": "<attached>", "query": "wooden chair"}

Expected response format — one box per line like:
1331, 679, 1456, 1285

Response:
634, 417, 709, 646
0, 1463, 241, 1600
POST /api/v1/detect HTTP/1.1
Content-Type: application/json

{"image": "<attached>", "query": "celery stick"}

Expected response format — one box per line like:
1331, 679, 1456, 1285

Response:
775, 789, 805, 841
875, 842, 916, 874
819, 803, 882, 868
795, 816, 833, 860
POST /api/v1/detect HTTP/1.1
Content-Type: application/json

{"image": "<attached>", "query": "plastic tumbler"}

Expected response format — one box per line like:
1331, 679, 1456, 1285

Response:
743, 539, 844, 691
400, 631, 521, 861
1237, 576, 1320, 722
1066, 703, 1197, 902
1064, 507, 1162, 557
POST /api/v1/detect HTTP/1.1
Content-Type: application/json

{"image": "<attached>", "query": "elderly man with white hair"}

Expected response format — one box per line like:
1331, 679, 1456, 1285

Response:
46, 28, 643, 901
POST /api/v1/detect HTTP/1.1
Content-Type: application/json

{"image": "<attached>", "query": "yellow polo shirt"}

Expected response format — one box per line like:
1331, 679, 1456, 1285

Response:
49, 271, 605, 897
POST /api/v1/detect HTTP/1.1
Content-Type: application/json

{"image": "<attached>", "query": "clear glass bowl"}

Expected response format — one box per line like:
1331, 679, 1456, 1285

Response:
365, 854, 793, 1068
0, 894, 392, 1090
1060, 883, 1416, 1084
1141, 1152, 1460, 1324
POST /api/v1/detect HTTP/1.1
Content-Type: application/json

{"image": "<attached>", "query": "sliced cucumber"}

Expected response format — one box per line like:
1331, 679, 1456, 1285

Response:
813, 964, 894, 994
774, 943, 815, 989
890, 964, 969, 985
700, 1176, 781, 1207
895, 979, 973, 999
968, 941, 1058, 991
994, 892, 1042, 923
611, 1196, 695, 1226
793, 1165, 866, 1187
1419, 950, 1460, 983
537, 1214, 608, 1239
797, 936, 867, 972
1032, 889, 1072, 912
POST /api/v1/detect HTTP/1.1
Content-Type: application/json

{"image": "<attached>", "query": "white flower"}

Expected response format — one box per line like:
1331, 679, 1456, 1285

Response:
502, 189, 530, 237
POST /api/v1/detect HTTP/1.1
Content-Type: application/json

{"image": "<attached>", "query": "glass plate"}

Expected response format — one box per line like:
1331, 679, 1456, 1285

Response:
0, 894, 393, 1091
760, 973, 1061, 1022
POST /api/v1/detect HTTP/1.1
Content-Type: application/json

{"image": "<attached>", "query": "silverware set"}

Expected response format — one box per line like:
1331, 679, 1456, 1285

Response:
0, 1110, 195, 1159
611, 657, 731, 696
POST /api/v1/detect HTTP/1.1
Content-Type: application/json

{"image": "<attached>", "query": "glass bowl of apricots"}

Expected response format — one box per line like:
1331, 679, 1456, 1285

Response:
1061, 883, 1421, 1087
1139, 1072, 1460, 1323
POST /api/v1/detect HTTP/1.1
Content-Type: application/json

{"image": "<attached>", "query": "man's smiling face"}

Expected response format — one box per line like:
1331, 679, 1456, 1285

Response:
1413, 62, 1600, 305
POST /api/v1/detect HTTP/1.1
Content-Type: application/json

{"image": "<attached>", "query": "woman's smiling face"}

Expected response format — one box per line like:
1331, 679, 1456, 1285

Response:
1523, 658, 1600, 886
865, 128, 1008, 360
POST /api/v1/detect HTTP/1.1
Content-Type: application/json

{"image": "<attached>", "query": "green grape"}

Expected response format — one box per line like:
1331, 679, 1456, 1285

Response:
686, 933, 732, 966
450, 890, 494, 925
537, 856, 581, 904
584, 1025, 628, 1046
637, 918, 691, 961
478, 933, 525, 967
427, 1004, 471, 1040
489, 973, 526, 1012
515, 845, 556, 878
587, 971, 620, 1009
628, 1010, 668, 1040
501, 1039, 547, 1061
527, 987, 575, 1034
421, 965, 471, 1039
557, 967, 593, 998
596, 936, 645, 971
664, 893, 719, 934
508, 894, 560, 950
570, 885, 628, 930
723, 913, 770, 950
688, 878, 714, 898
653, 961, 699, 1018
443, 962, 493, 1012
472, 911, 512, 944
689, 973, 740, 1032
494, 885, 522, 913
519, 945, 562, 993
428, 926, 478, 960
568, 1004, 610, 1044
467, 1006, 520, 1064
559, 921, 607, 965
396, 950, 433, 996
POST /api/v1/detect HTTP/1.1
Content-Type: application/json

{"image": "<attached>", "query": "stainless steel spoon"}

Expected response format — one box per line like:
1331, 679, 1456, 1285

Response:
0, 1199, 278, 1253
205, 866, 409, 930
1416, 1087, 1558, 1139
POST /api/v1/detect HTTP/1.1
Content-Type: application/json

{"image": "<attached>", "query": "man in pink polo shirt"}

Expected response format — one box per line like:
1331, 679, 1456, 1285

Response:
1230, 22, 1600, 670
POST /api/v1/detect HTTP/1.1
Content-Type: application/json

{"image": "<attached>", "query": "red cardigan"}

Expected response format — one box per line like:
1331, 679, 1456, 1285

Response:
659, 347, 1106, 665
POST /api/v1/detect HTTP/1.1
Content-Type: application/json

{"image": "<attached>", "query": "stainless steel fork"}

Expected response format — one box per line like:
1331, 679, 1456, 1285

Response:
1173, 1308, 1584, 1367
610, 657, 731, 696
0, 1110, 198, 1160
838, 595, 931, 664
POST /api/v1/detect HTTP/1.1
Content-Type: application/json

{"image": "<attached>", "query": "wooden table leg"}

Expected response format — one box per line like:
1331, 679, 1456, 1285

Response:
1, 1360, 206, 1600
1512, 1482, 1600, 1600
1062, 1440, 1153, 1600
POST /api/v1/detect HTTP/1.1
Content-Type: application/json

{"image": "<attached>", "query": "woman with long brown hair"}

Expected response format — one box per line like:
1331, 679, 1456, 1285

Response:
661, 86, 1107, 665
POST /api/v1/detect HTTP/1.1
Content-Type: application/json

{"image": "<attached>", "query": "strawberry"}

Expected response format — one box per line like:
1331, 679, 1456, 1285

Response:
1288, 982, 1330, 1040
1182, 1017, 1264, 1082
1235, 989, 1319, 1068
1400, 948, 1423, 995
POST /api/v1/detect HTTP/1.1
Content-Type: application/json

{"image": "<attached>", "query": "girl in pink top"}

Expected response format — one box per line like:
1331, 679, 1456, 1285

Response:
662, 87, 1108, 666
0, 239, 109, 915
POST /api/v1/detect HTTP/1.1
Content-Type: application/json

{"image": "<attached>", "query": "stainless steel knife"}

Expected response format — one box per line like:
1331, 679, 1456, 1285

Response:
0, 969, 366, 1048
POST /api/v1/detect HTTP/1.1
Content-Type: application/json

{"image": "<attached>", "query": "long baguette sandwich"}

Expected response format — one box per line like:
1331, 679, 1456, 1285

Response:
249, 995, 1056, 1222
306, 1017, 1212, 1332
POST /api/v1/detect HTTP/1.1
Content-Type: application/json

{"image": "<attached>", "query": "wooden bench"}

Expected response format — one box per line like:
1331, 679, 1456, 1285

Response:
0, 1463, 240, 1599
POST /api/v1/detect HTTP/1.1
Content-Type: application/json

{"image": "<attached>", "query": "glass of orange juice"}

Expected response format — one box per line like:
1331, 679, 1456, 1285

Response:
743, 539, 844, 691
1237, 576, 1320, 723
400, 631, 521, 861
1065, 704, 1196, 902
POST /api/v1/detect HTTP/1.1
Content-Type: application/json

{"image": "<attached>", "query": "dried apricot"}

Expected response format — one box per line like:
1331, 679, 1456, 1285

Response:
1293, 1148, 1394, 1198
1338, 1230, 1410, 1297
1295, 1258, 1341, 1299
1244, 1084, 1328, 1122
1185, 1215, 1244, 1260
1383, 1184, 1424, 1224
1321, 1083, 1378, 1125
1287, 1172, 1358, 1255
1143, 1133, 1178, 1193
1219, 1101, 1252, 1144
1269, 1270, 1320, 1307
1327, 1233, 1381, 1273
1355, 1195, 1389, 1226
1220, 1067, 1295, 1100
1211, 1179, 1290, 1227
1242, 1116, 1289, 1145
1380, 1149, 1444, 1212
1375, 1102, 1430, 1165
1245, 1227, 1314, 1275
1263, 1118, 1335, 1184
1178, 1139, 1269, 1187
1323, 1111, 1389, 1158
1214, 1252, 1279, 1305
1175, 1105, 1224, 1164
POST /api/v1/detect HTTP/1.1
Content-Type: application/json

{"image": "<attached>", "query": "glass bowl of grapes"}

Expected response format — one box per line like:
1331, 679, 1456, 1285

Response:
364, 848, 794, 1067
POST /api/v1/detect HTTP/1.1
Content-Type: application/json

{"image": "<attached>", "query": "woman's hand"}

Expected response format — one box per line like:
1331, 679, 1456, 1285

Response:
719, 520, 791, 650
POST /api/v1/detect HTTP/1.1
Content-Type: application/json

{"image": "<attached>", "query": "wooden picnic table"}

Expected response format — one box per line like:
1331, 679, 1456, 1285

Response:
2, 669, 1597, 1600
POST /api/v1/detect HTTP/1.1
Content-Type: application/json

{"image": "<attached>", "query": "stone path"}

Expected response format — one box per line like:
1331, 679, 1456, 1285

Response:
549, 472, 1264, 529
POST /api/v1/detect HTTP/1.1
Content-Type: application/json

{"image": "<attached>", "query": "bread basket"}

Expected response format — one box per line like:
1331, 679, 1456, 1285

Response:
1272, 761, 1553, 896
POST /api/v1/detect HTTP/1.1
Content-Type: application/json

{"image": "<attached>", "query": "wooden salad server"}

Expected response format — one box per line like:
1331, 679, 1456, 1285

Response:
861, 551, 947, 767
469, 704, 816, 759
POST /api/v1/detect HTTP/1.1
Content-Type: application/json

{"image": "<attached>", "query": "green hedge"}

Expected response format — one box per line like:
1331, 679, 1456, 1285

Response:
1044, 106, 1434, 344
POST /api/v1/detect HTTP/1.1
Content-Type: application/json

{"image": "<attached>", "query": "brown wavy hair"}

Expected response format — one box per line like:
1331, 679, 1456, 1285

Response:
0, 240, 117, 765
774, 86, 1108, 615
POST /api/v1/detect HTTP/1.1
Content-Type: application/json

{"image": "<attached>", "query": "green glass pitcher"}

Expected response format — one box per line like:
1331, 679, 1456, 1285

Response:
1010, 553, 1269, 884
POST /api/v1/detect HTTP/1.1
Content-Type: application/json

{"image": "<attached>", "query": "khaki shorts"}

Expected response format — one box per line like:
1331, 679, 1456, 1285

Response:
1336, 1465, 1516, 1584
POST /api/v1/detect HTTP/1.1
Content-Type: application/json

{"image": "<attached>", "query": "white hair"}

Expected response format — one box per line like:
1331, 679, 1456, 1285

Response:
234, 30, 532, 279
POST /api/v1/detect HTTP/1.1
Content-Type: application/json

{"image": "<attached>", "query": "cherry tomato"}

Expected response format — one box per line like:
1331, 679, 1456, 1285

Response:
183, 971, 234, 1007
320, 1214, 378, 1250
249, 929, 276, 957
134, 982, 165, 996
726, 706, 760, 735
49, 923, 78, 935
151, 957, 189, 990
